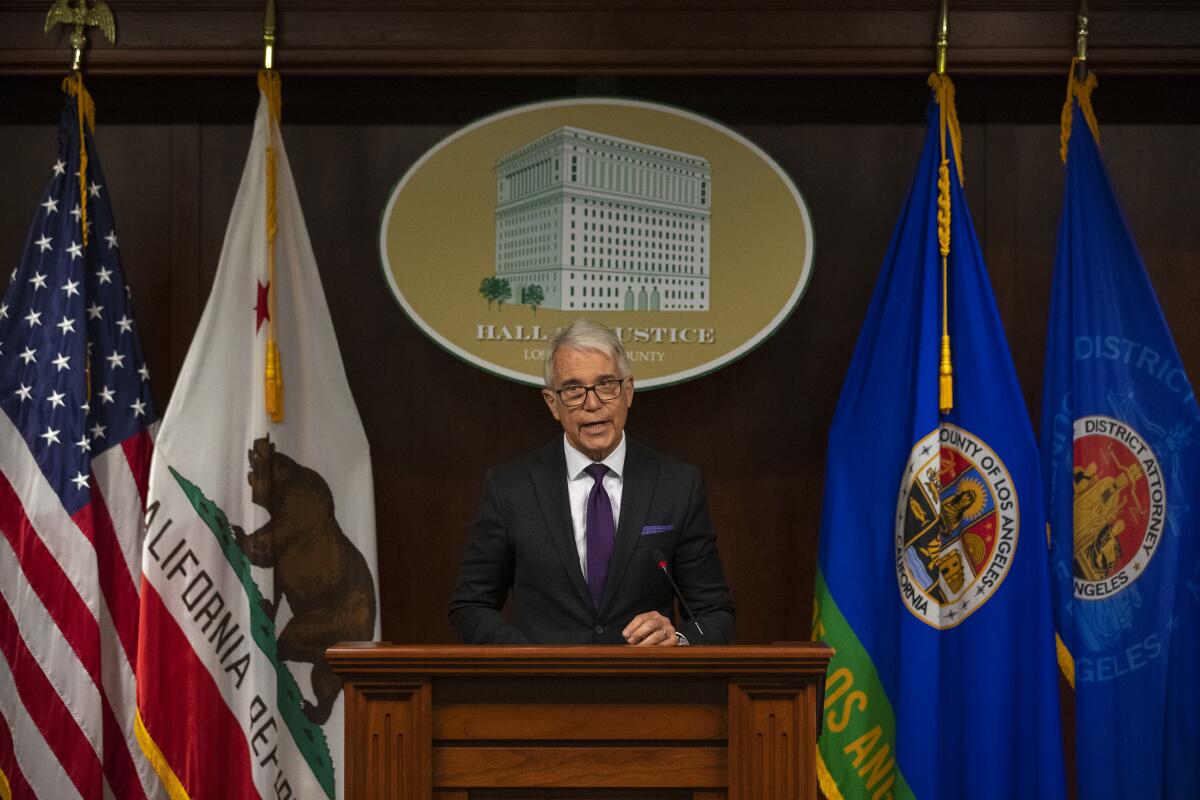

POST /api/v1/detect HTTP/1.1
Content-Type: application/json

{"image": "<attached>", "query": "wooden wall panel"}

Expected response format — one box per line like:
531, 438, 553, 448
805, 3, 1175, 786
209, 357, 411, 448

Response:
4, 1, 1200, 76
7, 0, 1200, 662
3, 11, 1200, 656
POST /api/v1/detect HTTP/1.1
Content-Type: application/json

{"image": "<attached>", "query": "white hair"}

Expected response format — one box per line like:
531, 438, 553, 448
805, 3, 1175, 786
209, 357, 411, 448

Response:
543, 319, 631, 388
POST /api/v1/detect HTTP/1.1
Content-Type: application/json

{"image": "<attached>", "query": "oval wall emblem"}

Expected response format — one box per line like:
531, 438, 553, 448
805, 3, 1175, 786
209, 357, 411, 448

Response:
379, 98, 814, 388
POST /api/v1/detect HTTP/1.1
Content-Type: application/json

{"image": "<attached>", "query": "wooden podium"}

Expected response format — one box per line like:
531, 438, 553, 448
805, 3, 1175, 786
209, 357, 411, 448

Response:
327, 643, 833, 800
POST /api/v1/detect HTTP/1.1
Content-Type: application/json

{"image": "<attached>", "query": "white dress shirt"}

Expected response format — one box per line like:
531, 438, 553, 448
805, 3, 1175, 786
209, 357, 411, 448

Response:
563, 433, 626, 582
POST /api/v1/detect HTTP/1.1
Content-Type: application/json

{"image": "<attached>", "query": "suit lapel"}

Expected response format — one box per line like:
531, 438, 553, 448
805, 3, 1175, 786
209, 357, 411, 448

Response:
530, 439, 592, 609
599, 438, 658, 614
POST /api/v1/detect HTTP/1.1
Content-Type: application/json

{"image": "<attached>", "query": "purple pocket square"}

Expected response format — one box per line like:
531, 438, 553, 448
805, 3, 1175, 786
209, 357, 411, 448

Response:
640, 525, 674, 535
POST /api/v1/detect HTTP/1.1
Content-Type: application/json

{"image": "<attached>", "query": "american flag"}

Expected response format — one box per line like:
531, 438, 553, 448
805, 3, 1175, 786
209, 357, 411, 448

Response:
0, 87, 160, 799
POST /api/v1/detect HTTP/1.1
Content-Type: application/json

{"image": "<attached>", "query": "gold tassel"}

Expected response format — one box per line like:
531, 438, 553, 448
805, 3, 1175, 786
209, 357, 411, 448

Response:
259, 69, 285, 423
928, 73, 960, 415
1060, 56, 1100, 164
62, 73, 96, 247
937, 159, 953, 413
266, 339, 284, 422
939, 334, 953, 413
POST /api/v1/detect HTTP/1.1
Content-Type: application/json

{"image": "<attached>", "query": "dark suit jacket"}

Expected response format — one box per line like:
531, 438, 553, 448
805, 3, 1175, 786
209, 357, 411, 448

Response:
449, 437, 734, 644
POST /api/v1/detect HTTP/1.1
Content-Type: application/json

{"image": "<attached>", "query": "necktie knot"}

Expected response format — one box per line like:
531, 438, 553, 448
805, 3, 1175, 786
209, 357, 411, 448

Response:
584, 463, 608, 484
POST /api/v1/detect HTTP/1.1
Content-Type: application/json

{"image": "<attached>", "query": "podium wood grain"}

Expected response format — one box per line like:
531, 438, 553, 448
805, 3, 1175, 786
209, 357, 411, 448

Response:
329, 644, 832, 800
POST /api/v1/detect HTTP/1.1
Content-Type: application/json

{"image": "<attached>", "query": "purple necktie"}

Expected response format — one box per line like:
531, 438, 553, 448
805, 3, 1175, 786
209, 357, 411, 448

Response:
584, 463, 615, 608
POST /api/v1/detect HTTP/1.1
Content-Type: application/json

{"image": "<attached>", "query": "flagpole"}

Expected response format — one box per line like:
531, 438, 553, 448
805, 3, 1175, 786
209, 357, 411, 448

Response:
264, 0, 276, 70
45, 0, 115, 393
1075, 0, 1089, 82
934, 0, 948, 76
44, 0, 115, 249
933, 0, 954, 415
1061, 1, 1099, 165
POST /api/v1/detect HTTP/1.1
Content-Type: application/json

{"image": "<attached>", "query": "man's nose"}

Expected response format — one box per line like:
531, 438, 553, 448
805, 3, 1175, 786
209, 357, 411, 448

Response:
582, 387, 604, 410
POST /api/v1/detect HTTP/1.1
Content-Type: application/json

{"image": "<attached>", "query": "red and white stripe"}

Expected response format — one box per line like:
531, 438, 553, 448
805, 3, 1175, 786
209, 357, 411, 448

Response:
0, 641, 73, 799
137, 581, 261, 799
0, 413, 162, 799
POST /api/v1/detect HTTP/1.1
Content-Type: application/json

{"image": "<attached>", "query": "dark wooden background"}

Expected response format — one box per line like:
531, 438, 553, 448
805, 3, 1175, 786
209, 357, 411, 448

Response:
3, 1, 1200, 653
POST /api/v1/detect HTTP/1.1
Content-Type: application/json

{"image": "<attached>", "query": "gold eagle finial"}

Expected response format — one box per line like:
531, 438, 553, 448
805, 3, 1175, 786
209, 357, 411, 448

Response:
45, 0, 116, 71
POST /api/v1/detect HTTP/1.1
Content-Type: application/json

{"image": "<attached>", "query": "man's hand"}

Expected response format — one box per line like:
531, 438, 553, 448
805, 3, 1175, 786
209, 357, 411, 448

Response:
622, 611, 677, 646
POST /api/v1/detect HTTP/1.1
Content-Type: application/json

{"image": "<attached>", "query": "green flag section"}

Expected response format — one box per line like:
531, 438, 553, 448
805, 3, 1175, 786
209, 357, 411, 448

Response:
169, 466, 334, 798
813, 75, 1065, 800
814, 570, 916, 800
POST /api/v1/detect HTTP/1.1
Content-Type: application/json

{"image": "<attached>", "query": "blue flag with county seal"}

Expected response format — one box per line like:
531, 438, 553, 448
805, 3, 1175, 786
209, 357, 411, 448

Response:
813, 74, 1065, 800
1040, 68, 1200, 800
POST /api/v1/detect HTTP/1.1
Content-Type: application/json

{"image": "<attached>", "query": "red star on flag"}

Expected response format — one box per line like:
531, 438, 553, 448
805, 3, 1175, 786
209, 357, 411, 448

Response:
256, 280, 270, 331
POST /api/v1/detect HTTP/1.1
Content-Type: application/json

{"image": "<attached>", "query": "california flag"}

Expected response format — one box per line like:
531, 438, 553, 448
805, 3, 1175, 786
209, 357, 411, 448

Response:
135, 72, 378, 800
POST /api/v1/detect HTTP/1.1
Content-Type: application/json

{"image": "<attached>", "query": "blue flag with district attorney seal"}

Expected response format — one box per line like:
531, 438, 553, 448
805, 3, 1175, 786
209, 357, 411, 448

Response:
814, 75, 1065, 800
1040, 73, 1200, 800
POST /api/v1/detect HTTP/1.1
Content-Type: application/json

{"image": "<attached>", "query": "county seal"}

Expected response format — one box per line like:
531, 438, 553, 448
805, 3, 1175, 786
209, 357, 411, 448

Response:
895, 426, 1020, 629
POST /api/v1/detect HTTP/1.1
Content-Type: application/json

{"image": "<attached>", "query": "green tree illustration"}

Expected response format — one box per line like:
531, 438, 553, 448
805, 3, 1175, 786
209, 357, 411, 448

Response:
479, 276, 512, 310
525, 284, 545, 315
494, 278, 512, 311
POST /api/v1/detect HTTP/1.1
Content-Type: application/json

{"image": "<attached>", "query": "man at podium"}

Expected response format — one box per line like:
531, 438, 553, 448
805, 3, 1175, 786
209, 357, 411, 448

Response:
450, 319, 734, 646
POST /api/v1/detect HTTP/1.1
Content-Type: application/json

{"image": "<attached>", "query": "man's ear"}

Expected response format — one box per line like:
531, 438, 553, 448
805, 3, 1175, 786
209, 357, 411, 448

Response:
542, 388, 562, 422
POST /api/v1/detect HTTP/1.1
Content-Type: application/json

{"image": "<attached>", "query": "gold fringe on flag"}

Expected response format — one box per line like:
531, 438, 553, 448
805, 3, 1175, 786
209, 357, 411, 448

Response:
61, 72, 95, 247
1060, 56, 1100, 164
1055, 57, 1095, 691
0, 763, 11, 800
928, 72, 962, 415
1046, 520, 1077, 686
816, 749, 847, 800
258, 69, 284, 423
1057, 632, 1076, 689
134, 709, 193, 800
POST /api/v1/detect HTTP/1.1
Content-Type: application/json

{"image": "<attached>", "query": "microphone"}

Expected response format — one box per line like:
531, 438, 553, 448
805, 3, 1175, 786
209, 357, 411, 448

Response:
651, 548, 705, 642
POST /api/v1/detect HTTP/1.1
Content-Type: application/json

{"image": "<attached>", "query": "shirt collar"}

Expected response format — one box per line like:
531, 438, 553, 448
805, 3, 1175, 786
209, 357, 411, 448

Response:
564, 432, 626, 480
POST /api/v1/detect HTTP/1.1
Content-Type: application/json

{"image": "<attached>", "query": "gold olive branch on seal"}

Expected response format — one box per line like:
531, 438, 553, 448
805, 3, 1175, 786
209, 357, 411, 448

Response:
45, 0, 116, 72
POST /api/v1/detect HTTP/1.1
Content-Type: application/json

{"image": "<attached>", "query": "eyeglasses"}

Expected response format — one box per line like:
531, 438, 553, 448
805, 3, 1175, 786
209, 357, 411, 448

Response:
554, 378, 628, 408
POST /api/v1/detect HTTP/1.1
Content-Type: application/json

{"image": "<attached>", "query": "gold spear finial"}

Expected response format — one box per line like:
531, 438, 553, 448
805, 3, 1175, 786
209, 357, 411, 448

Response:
263, 0, 277, 70
45, 0, 116, 72
935, 0, 949, 75
1075, 0, 1090, 81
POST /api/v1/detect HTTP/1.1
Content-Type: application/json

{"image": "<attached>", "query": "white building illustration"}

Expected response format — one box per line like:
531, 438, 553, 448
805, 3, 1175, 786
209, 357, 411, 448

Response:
494, 126, 711, 312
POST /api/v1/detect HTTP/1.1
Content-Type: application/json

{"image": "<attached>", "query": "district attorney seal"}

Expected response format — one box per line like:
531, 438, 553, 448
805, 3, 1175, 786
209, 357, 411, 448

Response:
1072, 415, 1166, 600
